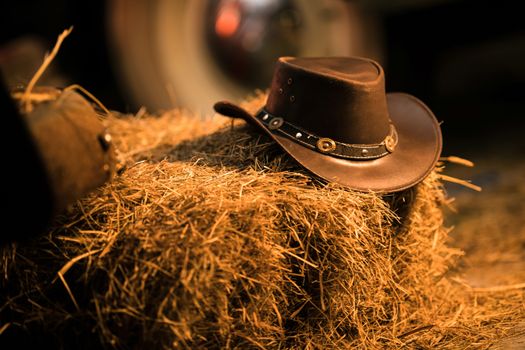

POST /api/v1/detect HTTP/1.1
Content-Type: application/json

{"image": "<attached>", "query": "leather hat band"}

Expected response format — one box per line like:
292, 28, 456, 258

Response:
256, 109, 398, 160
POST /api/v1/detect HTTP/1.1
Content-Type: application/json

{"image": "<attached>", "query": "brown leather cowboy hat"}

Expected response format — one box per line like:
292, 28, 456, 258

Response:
214, 57, 442, 192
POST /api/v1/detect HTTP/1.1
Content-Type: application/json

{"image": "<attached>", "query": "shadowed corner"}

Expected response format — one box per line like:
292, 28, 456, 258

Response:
0, 76, 54, 244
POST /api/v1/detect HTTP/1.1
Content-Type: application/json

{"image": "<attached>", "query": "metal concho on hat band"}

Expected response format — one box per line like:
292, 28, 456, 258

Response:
256, 109, 398, 160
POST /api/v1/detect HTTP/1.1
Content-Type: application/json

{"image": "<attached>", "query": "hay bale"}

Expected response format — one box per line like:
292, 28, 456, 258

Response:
1, 93, 522, 348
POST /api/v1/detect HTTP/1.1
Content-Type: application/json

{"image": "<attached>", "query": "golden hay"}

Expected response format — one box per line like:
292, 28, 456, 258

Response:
1, 93, 523, 349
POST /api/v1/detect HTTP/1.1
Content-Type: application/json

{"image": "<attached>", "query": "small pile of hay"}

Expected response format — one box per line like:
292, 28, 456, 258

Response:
1, 93, 522, 348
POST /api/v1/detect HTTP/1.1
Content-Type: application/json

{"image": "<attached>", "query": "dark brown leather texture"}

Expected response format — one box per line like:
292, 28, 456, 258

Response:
214, 56, 442, 192
25, 89, 116, 212
266, 57, 391, 144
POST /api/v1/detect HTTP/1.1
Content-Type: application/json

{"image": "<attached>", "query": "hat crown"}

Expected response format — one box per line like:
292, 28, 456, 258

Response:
265, 57, 391, 144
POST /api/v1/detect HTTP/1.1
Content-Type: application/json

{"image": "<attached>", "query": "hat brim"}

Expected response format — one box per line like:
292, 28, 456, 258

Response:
214, 93, 442, 192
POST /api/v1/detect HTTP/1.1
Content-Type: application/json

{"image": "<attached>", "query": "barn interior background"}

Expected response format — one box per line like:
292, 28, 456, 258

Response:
1, 0, 524, 348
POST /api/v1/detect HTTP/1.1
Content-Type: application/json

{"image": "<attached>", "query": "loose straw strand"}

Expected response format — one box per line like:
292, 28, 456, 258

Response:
438, 174, 482, 192
439, 155, 480, 191
21, 26, 73, 113
440, 156, 474, 167
64, 84, 113, 118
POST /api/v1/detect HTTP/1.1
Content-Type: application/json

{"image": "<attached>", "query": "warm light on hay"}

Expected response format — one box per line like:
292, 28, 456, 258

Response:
0, 92, 523, 348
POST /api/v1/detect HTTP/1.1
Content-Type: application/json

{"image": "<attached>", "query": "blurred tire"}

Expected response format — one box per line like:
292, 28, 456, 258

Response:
108, 0, 380, 113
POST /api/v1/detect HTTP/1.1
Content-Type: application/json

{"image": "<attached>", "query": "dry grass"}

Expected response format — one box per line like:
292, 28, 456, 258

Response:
1, 92, 523, 349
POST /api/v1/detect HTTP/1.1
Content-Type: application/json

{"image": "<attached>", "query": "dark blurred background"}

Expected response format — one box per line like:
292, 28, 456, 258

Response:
1, 0, 524, 160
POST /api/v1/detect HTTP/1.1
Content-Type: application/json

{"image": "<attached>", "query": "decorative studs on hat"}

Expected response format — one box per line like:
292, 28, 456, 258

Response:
317, 138, 337, 153
268, 117, 284, 130
384, 134, 397, 153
